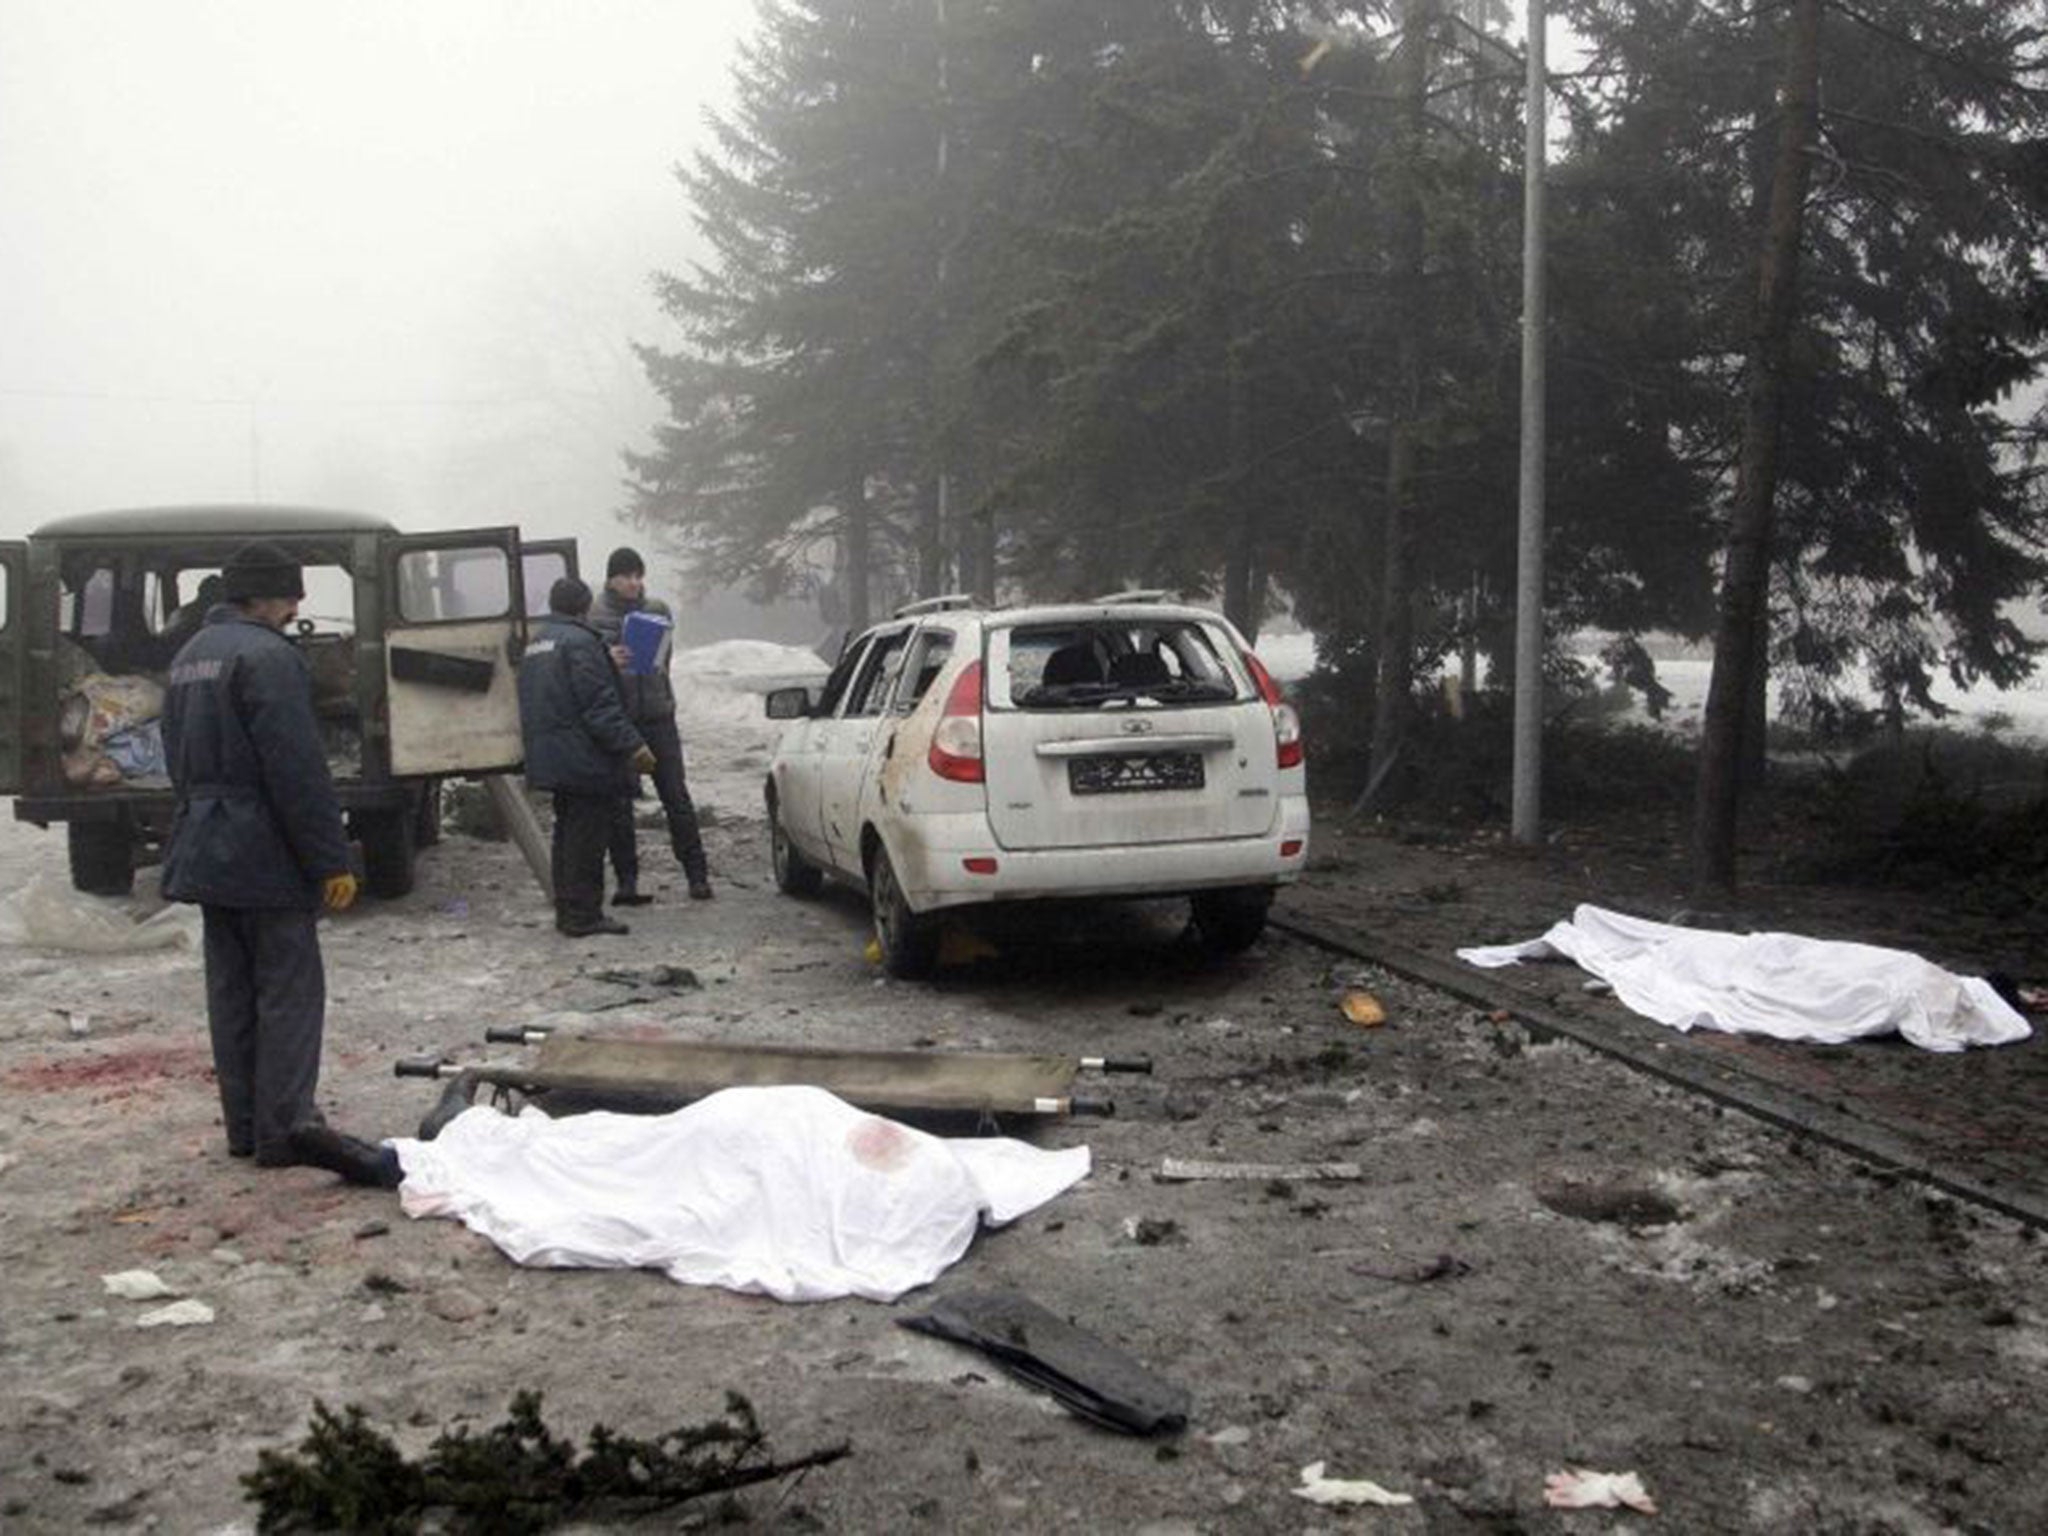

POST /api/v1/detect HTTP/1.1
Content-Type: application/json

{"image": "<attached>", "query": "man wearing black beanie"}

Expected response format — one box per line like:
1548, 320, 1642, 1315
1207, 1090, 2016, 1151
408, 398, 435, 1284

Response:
589, 547, 712, 903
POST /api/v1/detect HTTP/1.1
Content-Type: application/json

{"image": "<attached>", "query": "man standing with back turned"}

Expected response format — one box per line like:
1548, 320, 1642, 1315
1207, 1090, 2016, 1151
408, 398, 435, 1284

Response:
161, 541, 398, 1188
517, 575, 656, 937
590, 546, 713, 903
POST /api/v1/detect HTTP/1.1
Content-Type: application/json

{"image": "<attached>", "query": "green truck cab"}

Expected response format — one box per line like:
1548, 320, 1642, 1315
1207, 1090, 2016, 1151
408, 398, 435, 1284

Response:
0, 505, 575, 898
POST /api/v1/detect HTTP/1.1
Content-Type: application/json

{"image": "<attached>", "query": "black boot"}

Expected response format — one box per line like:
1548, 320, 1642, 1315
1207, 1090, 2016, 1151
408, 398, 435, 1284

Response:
612, 886, 654, 907
286, 1123, 402, 1189
560, 915, 630, 936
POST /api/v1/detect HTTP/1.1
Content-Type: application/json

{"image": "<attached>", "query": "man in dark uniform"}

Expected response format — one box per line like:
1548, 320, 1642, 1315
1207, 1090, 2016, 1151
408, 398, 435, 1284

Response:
590, 547, 712, 904
161, 542, 398, 1188
517, 575, 655, 937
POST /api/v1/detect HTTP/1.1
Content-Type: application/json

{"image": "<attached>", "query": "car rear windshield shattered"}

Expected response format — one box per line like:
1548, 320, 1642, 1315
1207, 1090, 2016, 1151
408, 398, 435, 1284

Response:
1008, 620, 1238, 709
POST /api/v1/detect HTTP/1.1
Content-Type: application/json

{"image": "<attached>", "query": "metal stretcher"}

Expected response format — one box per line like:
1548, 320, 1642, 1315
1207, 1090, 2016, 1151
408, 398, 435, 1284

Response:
395, 1026, 1150, 1139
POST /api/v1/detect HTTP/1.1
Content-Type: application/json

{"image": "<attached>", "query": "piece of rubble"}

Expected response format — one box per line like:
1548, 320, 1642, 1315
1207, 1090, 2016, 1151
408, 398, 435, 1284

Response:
1339, 991, 1387, 1027
101, 1270, 177, 1301
1158, 1159, 1362, 1183
136, 1299, 215, 1329
1543, 1468, 1657, 1513
1292, 1461, 1414, 1507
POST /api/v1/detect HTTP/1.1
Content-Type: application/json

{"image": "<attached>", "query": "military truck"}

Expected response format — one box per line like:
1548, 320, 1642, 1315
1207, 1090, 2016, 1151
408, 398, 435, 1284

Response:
0, 505, 576, 898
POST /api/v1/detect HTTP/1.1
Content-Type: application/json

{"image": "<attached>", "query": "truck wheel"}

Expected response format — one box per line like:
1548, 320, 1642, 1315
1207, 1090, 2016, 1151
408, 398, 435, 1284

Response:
411, 780, 443, 848
356, 807, 417, 898
769, 794, 823, 897
68, 818, 135, 897
1191, 886, 1272, 955
869, 843, 938, 979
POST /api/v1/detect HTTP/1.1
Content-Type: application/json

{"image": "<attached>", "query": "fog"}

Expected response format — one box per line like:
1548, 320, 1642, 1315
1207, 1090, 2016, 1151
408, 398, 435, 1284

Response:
0, 0, 756, 595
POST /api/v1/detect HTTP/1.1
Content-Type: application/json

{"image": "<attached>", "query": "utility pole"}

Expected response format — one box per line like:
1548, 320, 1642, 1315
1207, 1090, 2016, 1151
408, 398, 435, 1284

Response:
1510, 1, 1547, 845
928, 0, 952, 597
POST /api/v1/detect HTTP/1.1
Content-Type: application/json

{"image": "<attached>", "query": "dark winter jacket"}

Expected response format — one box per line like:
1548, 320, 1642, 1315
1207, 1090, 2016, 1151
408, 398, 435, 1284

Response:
516, 615, 646, 796
588, 586, 677, 723
160, 607, 353, 910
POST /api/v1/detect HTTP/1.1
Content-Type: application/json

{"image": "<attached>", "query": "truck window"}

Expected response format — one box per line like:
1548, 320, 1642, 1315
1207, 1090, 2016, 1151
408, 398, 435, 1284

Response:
522, 549, 568, 619
62, 567, 115, 638
396, 546, 511, 623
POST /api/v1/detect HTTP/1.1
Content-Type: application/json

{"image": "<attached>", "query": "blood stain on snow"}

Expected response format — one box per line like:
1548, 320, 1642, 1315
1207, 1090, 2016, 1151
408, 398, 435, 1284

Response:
2, 1043, 214, 1097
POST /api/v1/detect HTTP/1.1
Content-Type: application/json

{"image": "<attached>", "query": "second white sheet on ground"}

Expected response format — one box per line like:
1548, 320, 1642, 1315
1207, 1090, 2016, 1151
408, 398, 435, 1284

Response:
393, 1084, 1090, 1303
1457, 903, 2029, 1052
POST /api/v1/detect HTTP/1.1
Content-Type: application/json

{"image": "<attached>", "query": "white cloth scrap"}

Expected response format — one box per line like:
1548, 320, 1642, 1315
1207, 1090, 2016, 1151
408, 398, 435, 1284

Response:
1459, 904, 2029, 1052
392, 1085, 1091, 1303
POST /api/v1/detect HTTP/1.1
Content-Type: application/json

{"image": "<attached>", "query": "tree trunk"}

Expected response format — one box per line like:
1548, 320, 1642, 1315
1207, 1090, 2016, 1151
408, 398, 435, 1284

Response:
1692, 0, 1823, 894
916, 478, 944, 599
843, 479, 872, 634
1370, 0, 1434, 784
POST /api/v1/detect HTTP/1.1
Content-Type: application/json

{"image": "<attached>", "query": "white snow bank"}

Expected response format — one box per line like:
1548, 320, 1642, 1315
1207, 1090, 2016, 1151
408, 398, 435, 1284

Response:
0, 874, 199, 953
1254, 631, 1316, 684
673, 638, 830, 684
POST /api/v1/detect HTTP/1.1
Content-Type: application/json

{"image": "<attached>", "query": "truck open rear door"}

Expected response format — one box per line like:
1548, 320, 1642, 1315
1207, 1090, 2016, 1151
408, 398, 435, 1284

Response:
384, 527, 526, 776
518, 537, 579, 620
0, 541, 24, 792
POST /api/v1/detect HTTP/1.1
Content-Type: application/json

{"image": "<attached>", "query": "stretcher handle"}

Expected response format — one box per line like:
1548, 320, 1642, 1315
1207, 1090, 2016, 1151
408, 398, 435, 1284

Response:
1081, 1056, 1153, 1075
1068, 1095, 1116, 1117
484, 1025, 552, 1045
394, 1054, 450, 1079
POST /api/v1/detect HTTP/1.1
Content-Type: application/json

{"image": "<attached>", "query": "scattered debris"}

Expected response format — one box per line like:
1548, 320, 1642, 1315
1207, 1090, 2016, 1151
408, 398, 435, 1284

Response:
136, 1299, 215, 1328
428, 1286, 490, 1323
241, 1389, 850, 1533
1536, 1179, 1684, 1228
1292, 1461, 1414, 1507
898, 1289, 1190, 1435
1207, 1425, 1252, 1448
586, 963, 700, 992
1543, 1467, 1657, 1514
101, 1269, 176, 1301
1339, 991, 1387, 1027
1123, 1216, 1185, 1246
1158, 1159, 1362, 1183
1351, 1252, 1471, 1285
936, 924, 999, 965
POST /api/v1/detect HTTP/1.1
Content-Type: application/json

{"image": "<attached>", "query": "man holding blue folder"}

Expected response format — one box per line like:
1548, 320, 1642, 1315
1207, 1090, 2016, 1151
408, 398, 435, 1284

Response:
591, 546, 713, 903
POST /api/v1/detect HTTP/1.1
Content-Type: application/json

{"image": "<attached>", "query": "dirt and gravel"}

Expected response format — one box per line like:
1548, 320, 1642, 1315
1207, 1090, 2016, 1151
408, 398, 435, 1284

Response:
5, 699, 2048, 1532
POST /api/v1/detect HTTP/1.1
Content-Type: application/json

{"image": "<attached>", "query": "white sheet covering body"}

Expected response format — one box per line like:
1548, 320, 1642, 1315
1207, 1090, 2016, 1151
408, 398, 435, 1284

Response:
392, 1085, 1091, 1303
1457, 904, 2030, 1053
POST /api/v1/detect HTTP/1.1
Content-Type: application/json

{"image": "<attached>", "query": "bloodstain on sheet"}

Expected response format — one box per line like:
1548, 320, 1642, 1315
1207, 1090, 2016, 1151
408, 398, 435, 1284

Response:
2, 1043, 214, 1098
847, 1116, 917, 1174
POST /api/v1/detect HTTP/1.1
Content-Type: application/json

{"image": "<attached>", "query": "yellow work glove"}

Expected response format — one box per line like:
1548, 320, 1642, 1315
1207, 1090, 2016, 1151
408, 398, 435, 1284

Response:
631, 744, 658, 775
322, 872, 359, 912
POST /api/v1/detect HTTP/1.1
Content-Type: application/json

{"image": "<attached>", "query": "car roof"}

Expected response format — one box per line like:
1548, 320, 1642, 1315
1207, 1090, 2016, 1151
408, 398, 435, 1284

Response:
978, 602, 1231, 629
28, 504, 399, 540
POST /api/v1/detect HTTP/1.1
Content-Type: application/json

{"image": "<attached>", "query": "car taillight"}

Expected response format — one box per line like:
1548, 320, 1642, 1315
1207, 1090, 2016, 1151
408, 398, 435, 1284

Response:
1243, 651, 1304, 770
927, 660, 985, 783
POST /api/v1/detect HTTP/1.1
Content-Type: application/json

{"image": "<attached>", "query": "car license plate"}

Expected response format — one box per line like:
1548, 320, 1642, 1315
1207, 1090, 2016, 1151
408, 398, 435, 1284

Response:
1068, 752, 1205, 795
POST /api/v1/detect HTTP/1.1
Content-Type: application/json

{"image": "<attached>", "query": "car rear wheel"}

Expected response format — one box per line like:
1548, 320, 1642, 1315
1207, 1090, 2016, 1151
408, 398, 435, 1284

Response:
869, 842, 938, 979
768, 795, 823, 897
1191, 886, 1272, 954
68, 817, 135, 897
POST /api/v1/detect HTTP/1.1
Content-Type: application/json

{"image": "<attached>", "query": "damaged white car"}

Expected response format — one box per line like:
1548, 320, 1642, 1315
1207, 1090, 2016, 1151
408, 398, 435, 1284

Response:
763, 594, 1310, 976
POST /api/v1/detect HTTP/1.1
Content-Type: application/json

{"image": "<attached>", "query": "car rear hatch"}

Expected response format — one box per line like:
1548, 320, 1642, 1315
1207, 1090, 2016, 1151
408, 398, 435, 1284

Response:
980, 613, 1280, 851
